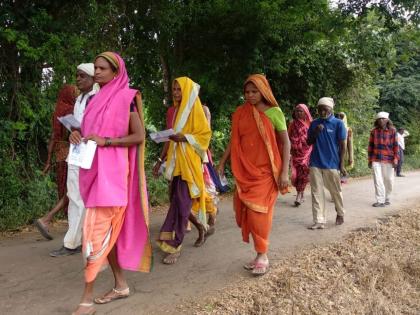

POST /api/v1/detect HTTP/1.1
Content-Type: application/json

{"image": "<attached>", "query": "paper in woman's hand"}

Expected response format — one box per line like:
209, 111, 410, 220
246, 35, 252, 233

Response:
68, 140, 97, 169
149, 128, 175, 143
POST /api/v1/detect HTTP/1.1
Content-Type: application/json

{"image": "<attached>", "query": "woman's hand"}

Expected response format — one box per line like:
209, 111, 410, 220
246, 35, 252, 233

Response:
216, 163, 225, 177
69, 130, 83, 144
42, 159, 51, 175
169, 133, 186, 143
85, 134, 106, 147
278, 171, 289, 191
153, 161, 162, 178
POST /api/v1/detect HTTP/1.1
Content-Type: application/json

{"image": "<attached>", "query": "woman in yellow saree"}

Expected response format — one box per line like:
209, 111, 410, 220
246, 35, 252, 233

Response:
156, 77, 211, 264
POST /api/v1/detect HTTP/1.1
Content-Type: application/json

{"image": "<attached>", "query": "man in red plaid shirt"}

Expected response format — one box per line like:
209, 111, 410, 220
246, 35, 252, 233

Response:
368, 112, 399, 207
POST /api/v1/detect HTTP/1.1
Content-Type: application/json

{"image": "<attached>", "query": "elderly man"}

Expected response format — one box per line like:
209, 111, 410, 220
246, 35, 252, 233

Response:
307, 97, 347, 229
368, 112, 399, 207
50, 63, 97, 257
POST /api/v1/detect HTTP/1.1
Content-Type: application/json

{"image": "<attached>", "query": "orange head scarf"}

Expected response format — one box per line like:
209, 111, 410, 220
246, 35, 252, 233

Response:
244, 74, 278, 107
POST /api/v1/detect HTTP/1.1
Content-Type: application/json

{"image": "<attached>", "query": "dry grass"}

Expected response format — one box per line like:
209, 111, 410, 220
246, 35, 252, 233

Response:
180, 208, 420, 315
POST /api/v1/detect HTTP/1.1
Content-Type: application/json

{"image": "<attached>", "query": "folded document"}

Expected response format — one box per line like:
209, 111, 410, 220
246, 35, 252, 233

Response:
149, 128, 175, 143
68, 140, 97, 169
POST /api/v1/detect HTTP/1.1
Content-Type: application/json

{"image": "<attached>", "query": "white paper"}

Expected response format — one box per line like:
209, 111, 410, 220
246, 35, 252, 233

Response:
58, 114, 81, 131
149, 128, 175, 143
68, 140, 97, 169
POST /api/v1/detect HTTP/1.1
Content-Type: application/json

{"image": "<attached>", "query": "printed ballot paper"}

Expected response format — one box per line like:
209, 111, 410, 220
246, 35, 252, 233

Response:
149, 128, 175, 143
68, 140, 97, 169
58, 114, 80, 132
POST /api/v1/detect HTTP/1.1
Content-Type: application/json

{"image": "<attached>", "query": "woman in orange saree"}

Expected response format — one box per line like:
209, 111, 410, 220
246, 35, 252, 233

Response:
218, 74, 290, 275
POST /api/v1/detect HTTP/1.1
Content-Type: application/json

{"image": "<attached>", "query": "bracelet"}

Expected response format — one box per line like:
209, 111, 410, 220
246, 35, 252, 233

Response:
105, 137, 112, 147
157, 157, 163, 163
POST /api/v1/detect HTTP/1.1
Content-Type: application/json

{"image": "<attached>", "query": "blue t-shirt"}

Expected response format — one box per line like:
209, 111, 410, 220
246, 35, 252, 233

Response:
308, 115, 347, 169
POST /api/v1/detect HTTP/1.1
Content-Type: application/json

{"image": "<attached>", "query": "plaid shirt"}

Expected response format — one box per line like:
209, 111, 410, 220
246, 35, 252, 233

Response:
368, 127, 399, 163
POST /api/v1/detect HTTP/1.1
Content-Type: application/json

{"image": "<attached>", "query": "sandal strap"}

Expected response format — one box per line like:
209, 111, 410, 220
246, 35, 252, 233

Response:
113, 287, 129, 295
79, 302, 94, 307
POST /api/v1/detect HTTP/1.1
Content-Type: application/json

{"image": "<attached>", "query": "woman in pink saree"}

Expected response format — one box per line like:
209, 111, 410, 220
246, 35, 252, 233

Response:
288, 104, 313, 206
69, 52, 152, 315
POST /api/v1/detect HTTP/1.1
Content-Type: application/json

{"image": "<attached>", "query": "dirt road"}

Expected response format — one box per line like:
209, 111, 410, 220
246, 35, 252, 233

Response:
1, 171, 419, 315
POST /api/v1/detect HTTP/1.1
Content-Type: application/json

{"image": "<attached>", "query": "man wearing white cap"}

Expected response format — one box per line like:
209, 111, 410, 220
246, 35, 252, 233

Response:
307, 97, 347, 229
368, 112, 399, 207
50, 63, 97, 257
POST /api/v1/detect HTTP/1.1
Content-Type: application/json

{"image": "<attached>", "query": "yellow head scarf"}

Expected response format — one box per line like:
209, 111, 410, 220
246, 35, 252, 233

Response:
165, 77, 212, 224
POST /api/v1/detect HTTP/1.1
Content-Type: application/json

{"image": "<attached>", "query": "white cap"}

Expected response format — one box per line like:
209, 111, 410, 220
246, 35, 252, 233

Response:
376, 111, 389, 120
317, 97, 334, 109
77, 63, 95, 77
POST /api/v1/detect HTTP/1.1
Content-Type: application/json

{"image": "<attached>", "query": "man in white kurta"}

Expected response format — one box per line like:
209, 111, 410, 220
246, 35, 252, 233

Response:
50, 63, 97, 257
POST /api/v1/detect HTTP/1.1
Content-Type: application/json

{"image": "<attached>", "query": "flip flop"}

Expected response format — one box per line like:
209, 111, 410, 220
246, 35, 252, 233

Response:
34, 219, 53, 240
94, 288, 130, 304
252, 261, 269, 276
243, 260, 256, 271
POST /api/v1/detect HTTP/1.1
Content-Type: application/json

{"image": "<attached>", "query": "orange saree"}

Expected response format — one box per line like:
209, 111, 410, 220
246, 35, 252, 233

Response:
231, 102, 284, 253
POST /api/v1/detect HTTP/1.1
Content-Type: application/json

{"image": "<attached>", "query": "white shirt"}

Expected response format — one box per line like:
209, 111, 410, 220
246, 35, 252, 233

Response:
397, 130, 409, 150
73, 89, 97, 123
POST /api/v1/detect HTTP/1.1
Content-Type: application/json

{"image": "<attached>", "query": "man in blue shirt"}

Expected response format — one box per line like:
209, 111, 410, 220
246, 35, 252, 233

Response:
307, 97, 347, 229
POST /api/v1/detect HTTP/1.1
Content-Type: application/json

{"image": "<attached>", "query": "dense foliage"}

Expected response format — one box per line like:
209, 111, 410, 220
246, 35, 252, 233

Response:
1, 0, 419, 230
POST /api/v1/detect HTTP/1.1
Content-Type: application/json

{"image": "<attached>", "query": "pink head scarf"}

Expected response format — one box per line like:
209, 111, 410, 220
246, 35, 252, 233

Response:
294, 103, 313, 127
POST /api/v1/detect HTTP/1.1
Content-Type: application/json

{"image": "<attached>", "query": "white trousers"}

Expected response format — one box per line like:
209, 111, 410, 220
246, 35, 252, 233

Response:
372, 161, 394, 204
310, 167, 345, 224
63, 164, 85, 249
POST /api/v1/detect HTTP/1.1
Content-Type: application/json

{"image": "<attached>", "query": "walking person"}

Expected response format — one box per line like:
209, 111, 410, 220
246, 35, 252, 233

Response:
288, 103, 313, 206
49, 63, 97, 257
368, 112, 399, 207
70, 52, 152, 315
396, 127, 409, 177
337, 112, 354, 183
218, 74, 290, 275
307, 97, 347, 229
155, 77, 211, 265
35, 84, 77, 240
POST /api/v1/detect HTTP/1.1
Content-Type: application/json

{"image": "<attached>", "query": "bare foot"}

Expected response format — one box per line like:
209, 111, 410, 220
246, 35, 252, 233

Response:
194, 223, 206, 247
71, 302, 95, 315
162, 252, 181, 264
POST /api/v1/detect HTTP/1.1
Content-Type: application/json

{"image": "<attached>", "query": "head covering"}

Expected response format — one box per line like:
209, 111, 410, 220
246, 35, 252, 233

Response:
338, 112, 348, 129
96, 51, 119, 72
376, 111, 389, 120
77, 63, 95, 77
244, 74, 278, 107
294, 103, 313, 127
317, 97, 334, 109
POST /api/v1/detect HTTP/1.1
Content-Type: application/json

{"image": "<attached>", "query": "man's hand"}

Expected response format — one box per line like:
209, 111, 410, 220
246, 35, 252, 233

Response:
315, 124, 324, 132
69, 130, 83, 144
340, 166, 347, 177
368, 161, 372, 169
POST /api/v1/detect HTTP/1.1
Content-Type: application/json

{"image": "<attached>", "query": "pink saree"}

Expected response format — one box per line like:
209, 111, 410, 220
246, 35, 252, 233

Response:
80, 52, 152, 281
